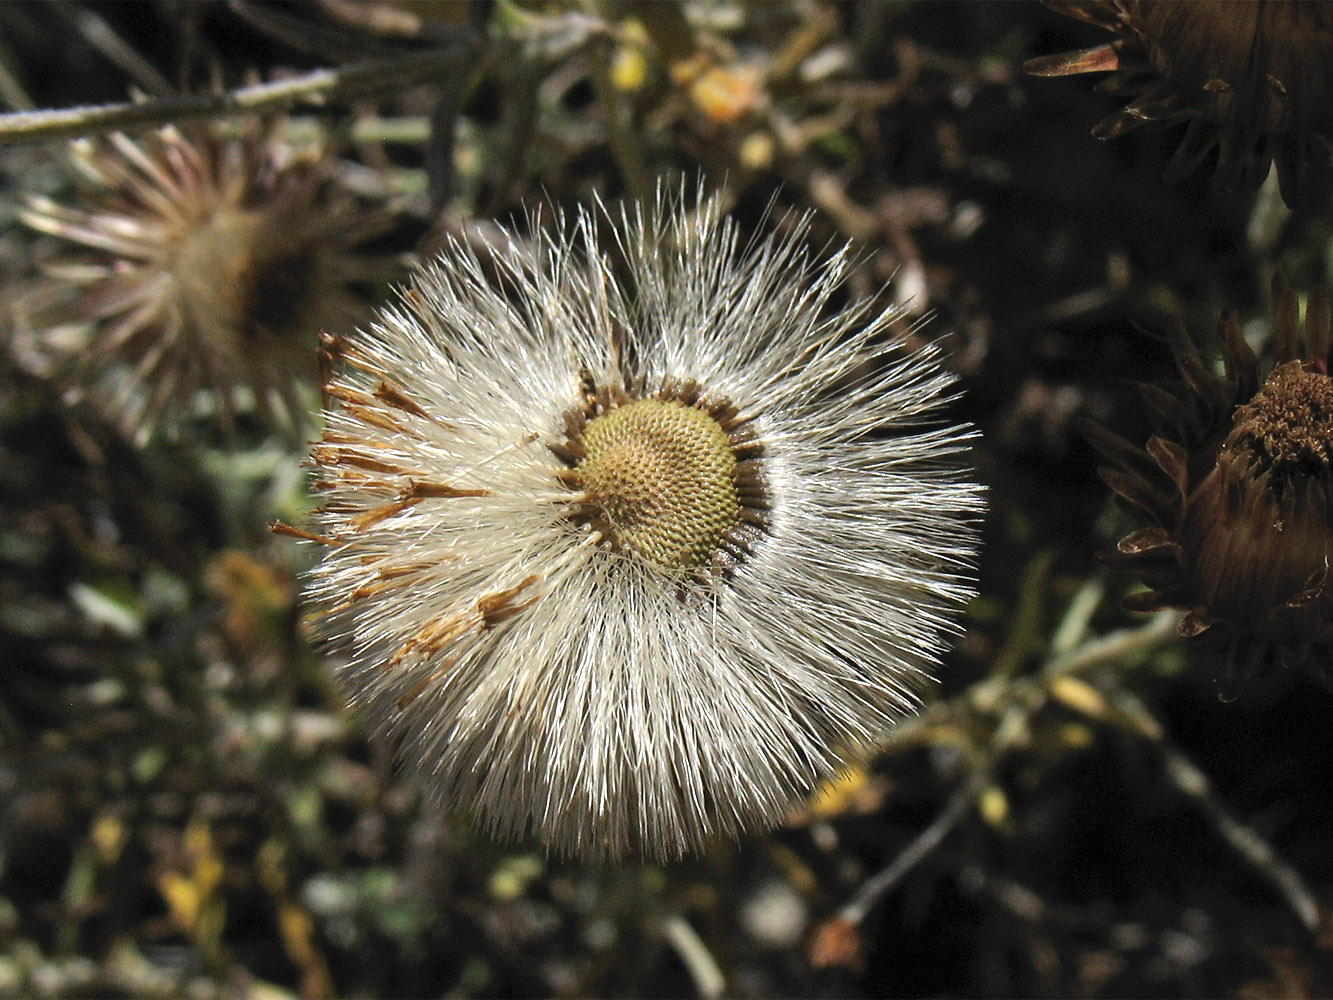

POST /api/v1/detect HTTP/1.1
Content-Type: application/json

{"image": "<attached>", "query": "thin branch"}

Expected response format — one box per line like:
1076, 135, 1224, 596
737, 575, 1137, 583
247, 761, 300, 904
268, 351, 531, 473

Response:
0, 42, 32, 111
1040, 609, 1180, 681
0, 42, 476, 148
890, 610, 1180, 753
228, 0, 412, 62
54, 3, 176, 97
840, 767, 987, 925
586, 32, 652, 204
425, 56, 475, 215
1110, 687, 1321, 933
842, 609, 1183, 927
1048, 578, 1105, 656
661, 913, 726, 1000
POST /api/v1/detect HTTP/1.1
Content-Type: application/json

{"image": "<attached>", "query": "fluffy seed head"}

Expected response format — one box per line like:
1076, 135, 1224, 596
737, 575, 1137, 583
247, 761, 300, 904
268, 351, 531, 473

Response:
18, 121, 390, 443
303, 187, 983, 861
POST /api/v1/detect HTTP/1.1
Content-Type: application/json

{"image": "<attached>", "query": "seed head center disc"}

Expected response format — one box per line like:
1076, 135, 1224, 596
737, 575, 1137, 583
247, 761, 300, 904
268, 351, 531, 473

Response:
1232, 361, 1333, 482
573, 398, 741, 569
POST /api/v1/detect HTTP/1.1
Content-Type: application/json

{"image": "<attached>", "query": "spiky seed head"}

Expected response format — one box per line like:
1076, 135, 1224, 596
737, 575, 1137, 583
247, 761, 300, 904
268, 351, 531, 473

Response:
300, 186, 984, 861
17, 121, 392, 443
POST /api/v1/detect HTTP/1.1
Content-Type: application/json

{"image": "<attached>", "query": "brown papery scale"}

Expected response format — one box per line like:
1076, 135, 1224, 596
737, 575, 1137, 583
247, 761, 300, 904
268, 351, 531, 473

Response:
1089, 275, 1333, 695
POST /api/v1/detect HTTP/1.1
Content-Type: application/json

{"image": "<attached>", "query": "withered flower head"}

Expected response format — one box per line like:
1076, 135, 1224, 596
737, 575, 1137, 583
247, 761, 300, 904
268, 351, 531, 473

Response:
1026, 1, 1333, 207
19, 121, 390, 443
1089, 274, 1333, 694
297, 188, 984, 861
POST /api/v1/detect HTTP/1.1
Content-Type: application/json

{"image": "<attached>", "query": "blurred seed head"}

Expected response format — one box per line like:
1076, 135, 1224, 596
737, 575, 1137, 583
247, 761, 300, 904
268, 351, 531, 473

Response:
18, 121, 392, 444
1090, 274, 1333, 694
1027, 1, 1333, 207
299, 187, 984, 861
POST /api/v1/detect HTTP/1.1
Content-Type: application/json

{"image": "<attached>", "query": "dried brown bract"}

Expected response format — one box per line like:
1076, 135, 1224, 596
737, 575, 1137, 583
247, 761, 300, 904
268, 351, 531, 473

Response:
1027, 1, 1333, 207
1089, 274, 1333, 694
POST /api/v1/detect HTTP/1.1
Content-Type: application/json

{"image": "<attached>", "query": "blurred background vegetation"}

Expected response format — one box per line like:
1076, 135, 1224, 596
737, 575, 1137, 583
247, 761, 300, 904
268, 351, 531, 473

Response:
0, 1, 1330, 996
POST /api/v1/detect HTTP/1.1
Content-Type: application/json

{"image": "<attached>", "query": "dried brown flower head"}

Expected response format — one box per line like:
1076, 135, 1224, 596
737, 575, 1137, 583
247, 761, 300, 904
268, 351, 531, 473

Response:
1089, 275, 1333, 693
19, 121, 391, 443
1026, 1, 1333, 207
